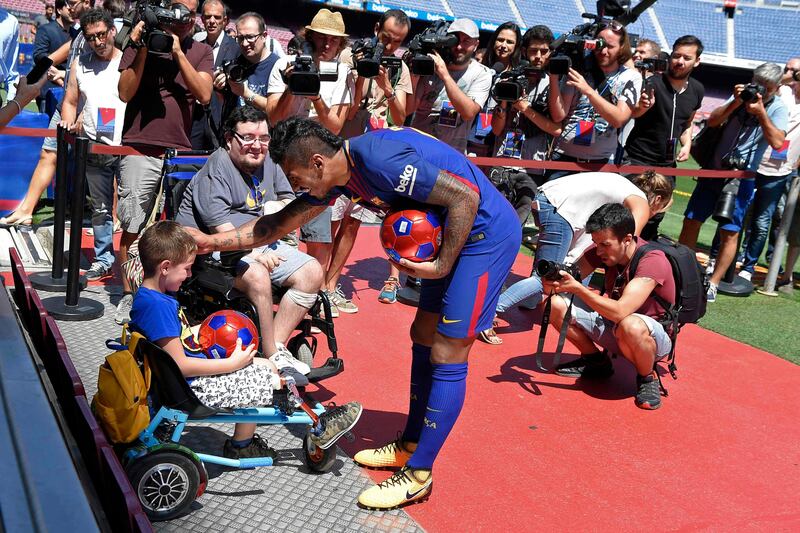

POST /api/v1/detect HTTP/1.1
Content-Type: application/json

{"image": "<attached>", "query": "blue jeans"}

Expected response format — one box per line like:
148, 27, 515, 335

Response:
85, 153, 120, 269
496, 193, 573, 312
741, 173, 792, 273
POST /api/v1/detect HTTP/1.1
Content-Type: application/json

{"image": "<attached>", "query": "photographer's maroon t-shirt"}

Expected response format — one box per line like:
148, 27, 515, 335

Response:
119, 38, 213, 151
584, 240, 676, 319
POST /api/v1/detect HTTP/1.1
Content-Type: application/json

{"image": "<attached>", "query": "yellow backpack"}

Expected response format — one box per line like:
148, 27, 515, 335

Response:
91, 329, 152, 444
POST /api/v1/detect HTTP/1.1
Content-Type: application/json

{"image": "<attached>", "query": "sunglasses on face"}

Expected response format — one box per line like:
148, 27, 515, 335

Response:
84, 29, 110, 43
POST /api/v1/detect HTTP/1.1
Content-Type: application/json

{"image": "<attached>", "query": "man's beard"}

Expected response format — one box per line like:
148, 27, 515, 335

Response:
668, 66, 692, 80
451, 53, 472, 66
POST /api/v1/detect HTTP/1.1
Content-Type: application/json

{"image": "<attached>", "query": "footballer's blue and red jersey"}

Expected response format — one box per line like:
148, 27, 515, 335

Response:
301, 127, 520, 338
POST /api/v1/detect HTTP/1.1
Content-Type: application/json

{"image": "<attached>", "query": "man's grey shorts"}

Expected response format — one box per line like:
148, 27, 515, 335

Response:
237, 240, 315, 287
300, 206, 332, 243
560, 294, 672, 359
42, 108, 61, 152
118, 154, 163, 234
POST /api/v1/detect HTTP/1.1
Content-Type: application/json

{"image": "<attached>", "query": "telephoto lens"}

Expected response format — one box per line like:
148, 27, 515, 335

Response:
712, 178, 740, 225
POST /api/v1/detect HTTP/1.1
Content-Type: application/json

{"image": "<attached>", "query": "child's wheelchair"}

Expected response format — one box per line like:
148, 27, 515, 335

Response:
175, 251, 344, 383
122, 336, 347, 521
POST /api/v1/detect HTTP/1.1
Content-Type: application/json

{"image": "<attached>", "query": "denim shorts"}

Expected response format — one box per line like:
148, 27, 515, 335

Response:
559, 294, 672, 359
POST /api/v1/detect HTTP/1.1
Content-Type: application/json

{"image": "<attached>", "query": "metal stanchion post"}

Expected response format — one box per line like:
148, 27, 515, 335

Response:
43, 136, 104, 320
758, 175, 800, 296
31, 125, 87, 292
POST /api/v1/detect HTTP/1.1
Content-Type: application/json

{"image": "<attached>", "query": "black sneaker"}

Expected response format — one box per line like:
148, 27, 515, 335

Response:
85, 261, 112, 281
223, 434, 277, 460
310, 401, 363, 450
555, 352, 614, 378
634, 372, 662, 410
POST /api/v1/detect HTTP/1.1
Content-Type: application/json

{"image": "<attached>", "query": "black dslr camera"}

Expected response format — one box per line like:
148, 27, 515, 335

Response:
287, 40, 338, 96
492, 60, 550, 102
219, 57, 256, 83
536, 259, 581, 281
740, 82, 766, 103
351, 37, 402, 78
405, 20, 458, 76
116, 0, 193, 55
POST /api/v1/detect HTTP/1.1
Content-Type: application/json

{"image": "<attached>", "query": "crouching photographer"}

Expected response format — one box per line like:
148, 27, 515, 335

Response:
679, 62, 788, 302
479, 171, 673, 345
266, 8, 353, 135
409, 18, 493, 153
489, 25, 563, 224
542, 203, 676, 410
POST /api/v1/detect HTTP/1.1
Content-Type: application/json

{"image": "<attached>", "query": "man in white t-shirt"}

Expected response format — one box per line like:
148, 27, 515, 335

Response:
265, 8, 355, 316
410, 18, 492, 153
738, 57, 800, 280
59, 8, 126, 280
548, 22, 642, 177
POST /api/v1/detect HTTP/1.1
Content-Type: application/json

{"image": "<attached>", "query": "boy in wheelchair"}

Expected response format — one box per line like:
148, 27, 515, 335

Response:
130, 221, 362, 459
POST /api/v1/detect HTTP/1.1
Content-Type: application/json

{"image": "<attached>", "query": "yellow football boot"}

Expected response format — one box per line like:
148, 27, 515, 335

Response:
353, 437, 415, 469
357, 467, 432, 510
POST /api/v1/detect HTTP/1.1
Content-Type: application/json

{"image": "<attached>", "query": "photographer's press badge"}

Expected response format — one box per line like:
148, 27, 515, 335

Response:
438, 100, 459, 128
574, 120, 595, 146
501, 130, 524, 159
96, 107, 117, 144
770, 140, 790, 161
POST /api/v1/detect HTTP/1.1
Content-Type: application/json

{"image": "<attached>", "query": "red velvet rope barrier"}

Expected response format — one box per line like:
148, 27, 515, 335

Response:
0, 126, 755, 178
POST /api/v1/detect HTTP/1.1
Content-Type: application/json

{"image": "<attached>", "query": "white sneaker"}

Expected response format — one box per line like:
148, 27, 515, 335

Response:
269, 346, 311, 375
707, 283, 718, 303
114, 293, 133, 324
705, 258, 716, 276
737, 270, 752, 282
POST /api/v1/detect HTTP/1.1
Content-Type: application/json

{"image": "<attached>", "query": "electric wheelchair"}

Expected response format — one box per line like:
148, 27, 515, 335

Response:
121, 333, 344, 521
162, 149, 344, 383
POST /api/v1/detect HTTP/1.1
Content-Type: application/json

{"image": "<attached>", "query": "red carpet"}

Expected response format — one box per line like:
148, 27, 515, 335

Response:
7, 226, 799, 531
311, 227, 800, 532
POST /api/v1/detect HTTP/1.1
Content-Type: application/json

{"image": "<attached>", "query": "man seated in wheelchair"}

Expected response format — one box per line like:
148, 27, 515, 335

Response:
175, 105, 324, 376
129, 221, 362, 459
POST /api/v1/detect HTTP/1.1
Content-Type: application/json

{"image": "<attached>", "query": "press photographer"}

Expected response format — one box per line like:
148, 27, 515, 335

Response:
547, 18, 642, 176
266, 8, 352, 134
624, 35, 705, 238
679, 62, 788, 302
114, 0, 213, 324
409, 18, 493, 153
340, 8, 412, 137
213, 12, 279, 123
489, 25, 563, 224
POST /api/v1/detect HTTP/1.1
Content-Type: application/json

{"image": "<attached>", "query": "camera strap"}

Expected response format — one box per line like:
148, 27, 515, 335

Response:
535, 290, 574, 372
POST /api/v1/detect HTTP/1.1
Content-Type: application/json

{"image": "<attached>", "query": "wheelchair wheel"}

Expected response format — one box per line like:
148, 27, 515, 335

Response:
126, 451, 200, 521
288, 334, 315, 369
303, 433, 336, 472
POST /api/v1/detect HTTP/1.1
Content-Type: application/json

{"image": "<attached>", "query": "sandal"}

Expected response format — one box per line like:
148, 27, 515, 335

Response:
478, 327, 503, 345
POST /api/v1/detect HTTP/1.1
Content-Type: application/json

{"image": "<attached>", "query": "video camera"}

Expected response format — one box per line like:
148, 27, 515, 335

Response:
740, 82, 766, 103
405, 20, 458, 76
351, 37, 403, 78
219, 57, 257, 83
287, 40, 339, 97
115, 0, 193, 55
492, 60, 550, 102
536, 259, 581, 281
635, 54, 669, 88
548, 0, 658, 75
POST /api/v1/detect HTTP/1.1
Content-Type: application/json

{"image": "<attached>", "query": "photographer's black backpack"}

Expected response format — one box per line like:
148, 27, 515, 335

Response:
629, 236, 708, 386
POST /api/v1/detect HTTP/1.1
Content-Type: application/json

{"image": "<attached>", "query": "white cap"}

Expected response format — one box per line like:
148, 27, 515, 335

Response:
447, 18, 479, 39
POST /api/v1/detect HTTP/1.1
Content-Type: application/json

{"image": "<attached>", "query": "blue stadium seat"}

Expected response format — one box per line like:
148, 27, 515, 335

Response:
448, 0, 516, 25
733, 6, 800, 63
654, 0, 726, 55
383, 0, 449, 15
516, 1, 585, 33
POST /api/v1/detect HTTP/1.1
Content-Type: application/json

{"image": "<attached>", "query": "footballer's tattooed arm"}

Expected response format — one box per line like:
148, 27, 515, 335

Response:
424, 170, 479, 276
196, 200, 326, 253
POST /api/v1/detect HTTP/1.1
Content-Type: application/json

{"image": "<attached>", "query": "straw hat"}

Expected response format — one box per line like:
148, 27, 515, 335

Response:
305, 8, 348, 38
